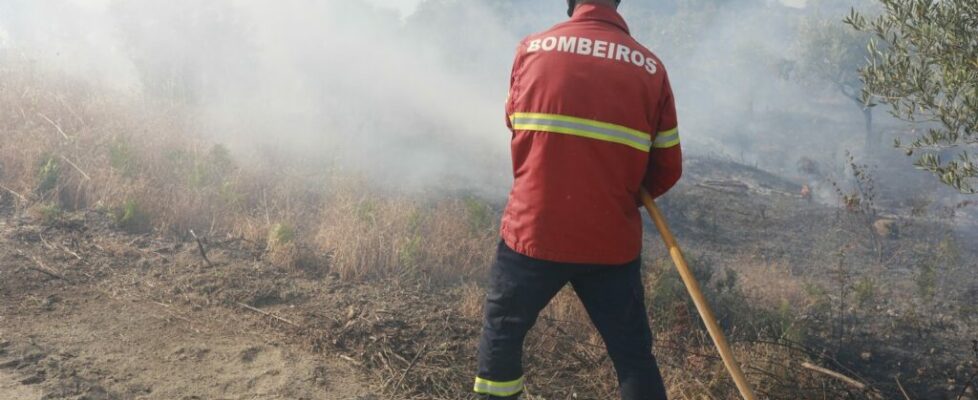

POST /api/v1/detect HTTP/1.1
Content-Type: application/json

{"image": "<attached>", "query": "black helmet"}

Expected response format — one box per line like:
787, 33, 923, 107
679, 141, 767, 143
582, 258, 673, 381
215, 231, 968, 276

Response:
567, 0, 621, 17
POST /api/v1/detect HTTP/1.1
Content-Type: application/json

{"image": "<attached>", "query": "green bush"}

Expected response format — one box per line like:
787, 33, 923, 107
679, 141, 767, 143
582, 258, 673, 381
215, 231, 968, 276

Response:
774, 299, 806, 342
218, 180, 244, 208
399, 234, 423, 269
915, 262, 937, 301
267, 223, 296, 249
163, 144, 236, 189
463, 196, 493, 233
854, 276, 877, 308
646, 255, 755, 337
36, 155, 60, 193
646, 259, 689, 331
109, 136, 138, 177
355, 200, 377, 225
113, 198, 151, 233
189, 144, 236, 188
36, 202, 63, 225
803, 282, 833, 316
207, 144, 234, 173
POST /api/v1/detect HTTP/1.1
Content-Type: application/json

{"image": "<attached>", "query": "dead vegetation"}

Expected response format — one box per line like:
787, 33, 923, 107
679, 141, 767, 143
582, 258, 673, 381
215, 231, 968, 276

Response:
2, 66, 977, 399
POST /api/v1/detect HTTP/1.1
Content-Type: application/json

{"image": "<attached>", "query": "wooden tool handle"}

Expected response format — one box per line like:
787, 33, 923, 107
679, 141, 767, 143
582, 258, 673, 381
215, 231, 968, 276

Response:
640, 190, 758, 400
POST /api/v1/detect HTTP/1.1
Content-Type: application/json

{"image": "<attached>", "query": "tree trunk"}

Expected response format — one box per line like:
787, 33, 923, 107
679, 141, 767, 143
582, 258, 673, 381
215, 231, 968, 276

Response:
842, 88, 880, 152
862, 106, 879, 151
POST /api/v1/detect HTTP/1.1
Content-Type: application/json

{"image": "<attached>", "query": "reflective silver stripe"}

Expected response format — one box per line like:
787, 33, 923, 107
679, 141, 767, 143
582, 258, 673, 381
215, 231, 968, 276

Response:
653, 127, 679, 148
510, 114, 652, 152
473, 376, 525, 397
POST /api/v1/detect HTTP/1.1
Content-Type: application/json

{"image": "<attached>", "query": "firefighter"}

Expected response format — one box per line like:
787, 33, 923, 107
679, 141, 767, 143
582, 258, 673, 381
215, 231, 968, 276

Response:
473, 0, 681, 399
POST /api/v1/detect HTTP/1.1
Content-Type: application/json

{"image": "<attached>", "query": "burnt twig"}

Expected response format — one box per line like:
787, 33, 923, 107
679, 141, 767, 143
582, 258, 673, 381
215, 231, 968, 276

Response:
0, 184, 27, 202
801, 362, 882, 399
59, 155, 91, 180
895, 375, 912, 400
235, 301, 298, 327
393, 343, 427, 391
37, 112, 70, 140
339, 354, 362, 366
188, 229, 213, 267
28, 256, 71, 283
62, 246, 83, 261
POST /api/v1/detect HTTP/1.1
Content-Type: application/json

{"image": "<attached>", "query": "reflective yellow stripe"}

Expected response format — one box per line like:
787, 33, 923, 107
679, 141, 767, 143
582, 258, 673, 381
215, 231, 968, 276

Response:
653, 127, 679, 148
509, 112, 652, 152
512, 113, 649, 140
473, 376, 525, 397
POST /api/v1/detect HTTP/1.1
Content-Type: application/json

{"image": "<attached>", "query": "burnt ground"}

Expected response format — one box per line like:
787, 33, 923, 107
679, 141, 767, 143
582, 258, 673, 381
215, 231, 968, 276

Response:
663, 158, 978, 398
1, 157, 976, 399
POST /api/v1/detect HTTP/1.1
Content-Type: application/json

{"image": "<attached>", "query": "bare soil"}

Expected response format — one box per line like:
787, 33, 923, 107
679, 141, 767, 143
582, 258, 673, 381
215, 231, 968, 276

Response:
0, 207, 377, 400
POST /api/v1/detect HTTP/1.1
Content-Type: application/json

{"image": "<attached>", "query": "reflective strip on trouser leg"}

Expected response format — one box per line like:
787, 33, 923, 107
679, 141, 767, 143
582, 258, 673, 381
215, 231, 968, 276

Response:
473, 376, 525, 397
509, 112, 652, 152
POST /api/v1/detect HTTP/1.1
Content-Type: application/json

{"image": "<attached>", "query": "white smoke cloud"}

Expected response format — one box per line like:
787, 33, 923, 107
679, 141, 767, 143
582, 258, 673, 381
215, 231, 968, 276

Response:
1, 0, 913, 197
362, 0, 423, 17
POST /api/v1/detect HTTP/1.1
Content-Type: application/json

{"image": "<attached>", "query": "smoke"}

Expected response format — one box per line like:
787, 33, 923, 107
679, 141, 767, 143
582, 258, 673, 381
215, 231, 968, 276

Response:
0, 0, 933, 199
0, 1, 141, 92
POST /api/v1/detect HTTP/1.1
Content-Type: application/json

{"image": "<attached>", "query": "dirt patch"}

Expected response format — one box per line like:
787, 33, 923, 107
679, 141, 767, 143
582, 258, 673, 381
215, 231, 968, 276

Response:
0, 287, 373, 400
0, 368, 42, 400
0, 209, 376, 400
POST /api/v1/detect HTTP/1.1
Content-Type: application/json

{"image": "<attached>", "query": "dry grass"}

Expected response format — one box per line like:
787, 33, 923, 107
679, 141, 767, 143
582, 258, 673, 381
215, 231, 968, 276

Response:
732, 255, 815, 311
0, 66, 888, 399
0, 65, 496, 284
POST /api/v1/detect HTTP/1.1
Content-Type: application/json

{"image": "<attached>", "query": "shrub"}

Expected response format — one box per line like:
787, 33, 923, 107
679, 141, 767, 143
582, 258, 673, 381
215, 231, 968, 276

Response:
398, 234, 423, 269
31, 202, 63, 226
189, 144, 236, 188
36, 155, 60, 194
267, 222, 296, 249
463, 196, 493, 233
113, 198, 151, 233
218, 180, 244, 209
853, 276, 877, 308
354, 199, 377, 225
109, 136, 138, 177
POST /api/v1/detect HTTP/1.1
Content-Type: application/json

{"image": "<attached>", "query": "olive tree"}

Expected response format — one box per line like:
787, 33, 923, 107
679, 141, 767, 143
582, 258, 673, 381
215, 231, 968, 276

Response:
846, 0, 978, 193
794, 17, 879, 149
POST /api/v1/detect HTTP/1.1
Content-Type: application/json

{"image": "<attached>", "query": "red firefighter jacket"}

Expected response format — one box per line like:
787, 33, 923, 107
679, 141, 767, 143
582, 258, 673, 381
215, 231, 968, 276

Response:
501, 3, 682, 264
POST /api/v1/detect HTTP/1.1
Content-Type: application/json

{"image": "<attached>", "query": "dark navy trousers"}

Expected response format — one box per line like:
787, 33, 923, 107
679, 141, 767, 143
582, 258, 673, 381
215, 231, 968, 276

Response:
475, 240, 668, 399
